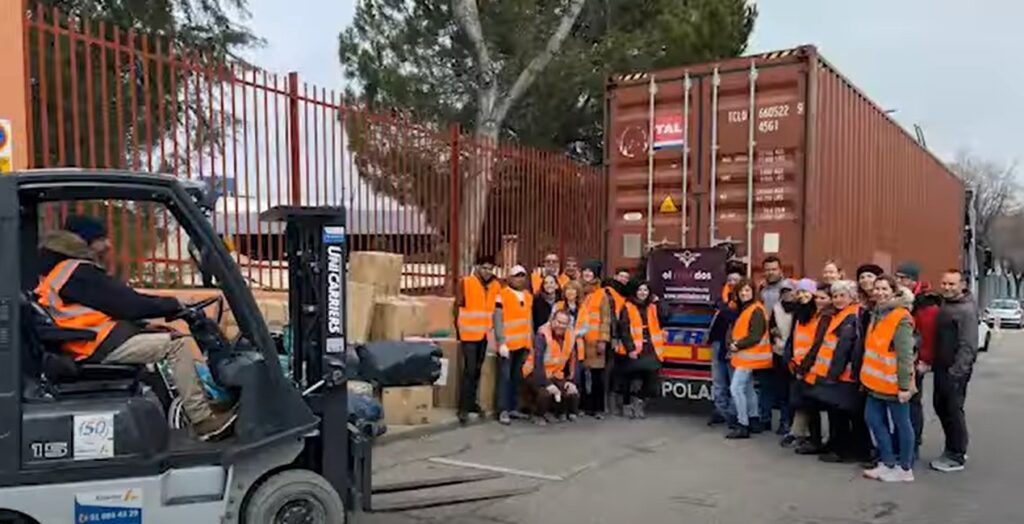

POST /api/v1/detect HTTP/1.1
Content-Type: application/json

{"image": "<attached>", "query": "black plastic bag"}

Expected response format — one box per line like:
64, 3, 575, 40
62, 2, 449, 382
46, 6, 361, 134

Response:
354, 340, 442, 387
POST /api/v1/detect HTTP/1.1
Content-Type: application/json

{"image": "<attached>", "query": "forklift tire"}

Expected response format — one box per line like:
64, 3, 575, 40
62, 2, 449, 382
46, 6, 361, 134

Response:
243, 469, 346, 524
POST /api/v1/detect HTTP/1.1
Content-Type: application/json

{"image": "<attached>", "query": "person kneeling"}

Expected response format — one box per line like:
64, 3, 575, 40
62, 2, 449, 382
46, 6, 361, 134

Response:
524, 310, 580, 425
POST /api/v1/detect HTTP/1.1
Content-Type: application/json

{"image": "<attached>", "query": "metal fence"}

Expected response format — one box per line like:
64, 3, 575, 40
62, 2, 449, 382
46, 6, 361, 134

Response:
22, 4, 605, 294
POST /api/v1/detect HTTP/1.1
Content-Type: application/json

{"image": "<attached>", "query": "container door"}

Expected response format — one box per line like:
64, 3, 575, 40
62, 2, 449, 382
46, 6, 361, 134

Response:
697, 61, 808, 277
606, 74, 699, 273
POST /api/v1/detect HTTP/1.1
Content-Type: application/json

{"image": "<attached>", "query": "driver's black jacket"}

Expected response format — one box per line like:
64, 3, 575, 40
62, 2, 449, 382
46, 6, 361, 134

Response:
37, 230, 183, 360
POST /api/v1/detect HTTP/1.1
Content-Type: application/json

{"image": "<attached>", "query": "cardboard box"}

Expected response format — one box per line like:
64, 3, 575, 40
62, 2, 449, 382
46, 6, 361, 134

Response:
350, 251, 403, 296
382, 385, 433, 426
430, 338, 461, 409
347, 280, 376, 344
370, 296, 427, 341
417, 295, 455, 337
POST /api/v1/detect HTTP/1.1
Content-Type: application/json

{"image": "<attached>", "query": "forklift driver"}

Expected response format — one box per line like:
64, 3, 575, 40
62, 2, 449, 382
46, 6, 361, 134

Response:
35, 215, 237, 440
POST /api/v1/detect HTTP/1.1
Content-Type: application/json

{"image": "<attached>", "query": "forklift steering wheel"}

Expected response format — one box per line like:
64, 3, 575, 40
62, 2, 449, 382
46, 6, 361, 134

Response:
168, 296, 221, 322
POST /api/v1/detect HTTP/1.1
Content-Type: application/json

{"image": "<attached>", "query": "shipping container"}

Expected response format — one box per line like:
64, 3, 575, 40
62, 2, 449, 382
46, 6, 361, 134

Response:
604, 45, 964, 283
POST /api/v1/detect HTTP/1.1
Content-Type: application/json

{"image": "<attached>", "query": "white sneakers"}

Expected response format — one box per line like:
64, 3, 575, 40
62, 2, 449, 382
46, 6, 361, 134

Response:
863, 464, 915, 482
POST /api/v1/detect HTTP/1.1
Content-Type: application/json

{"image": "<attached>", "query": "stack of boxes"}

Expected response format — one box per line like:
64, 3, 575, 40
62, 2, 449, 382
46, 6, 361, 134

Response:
152, 250, 473, 428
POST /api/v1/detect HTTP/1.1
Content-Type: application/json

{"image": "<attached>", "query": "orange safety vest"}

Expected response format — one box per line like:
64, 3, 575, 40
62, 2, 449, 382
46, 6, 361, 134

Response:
457, 274, 501, 342
790, 315, 819, 370
605, 287, 626, 316
730, 302, 772, 370
522, 324, 574, 380
579, 286, 606, 345
531, 271, 570, 294
35, 259, 117, 360
621, 302, 665, 361
499, 287, 533, 351
806, 304, 860, 385
860, 308, 912, 395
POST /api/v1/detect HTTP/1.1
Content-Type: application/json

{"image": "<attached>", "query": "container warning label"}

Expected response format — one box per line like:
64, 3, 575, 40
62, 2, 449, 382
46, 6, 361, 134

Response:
74, 488, 142, 524
659, 195, 678, 213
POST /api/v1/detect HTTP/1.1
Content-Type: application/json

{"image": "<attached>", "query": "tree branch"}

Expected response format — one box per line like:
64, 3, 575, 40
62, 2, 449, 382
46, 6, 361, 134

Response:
453, 0, 498, 119
494, 0, 587, 123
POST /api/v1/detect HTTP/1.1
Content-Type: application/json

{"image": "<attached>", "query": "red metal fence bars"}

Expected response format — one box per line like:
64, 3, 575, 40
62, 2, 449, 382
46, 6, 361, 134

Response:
23, 4, 606, 294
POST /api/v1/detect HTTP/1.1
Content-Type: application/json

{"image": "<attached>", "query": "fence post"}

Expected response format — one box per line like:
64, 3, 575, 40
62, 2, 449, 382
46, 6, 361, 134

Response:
287, 71, 302, 205
1, 0, 31, 172
448, 123, 461, 294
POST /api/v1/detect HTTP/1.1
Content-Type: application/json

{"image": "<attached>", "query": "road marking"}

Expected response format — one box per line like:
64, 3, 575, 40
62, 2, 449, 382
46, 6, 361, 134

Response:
427, 457, 564, 481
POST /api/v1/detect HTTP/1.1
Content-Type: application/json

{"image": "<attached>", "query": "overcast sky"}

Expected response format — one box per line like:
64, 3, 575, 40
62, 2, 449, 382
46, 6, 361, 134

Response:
242, 0, 1019, 166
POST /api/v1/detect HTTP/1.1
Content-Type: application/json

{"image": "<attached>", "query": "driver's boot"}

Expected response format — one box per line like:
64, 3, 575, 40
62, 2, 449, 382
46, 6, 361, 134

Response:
195, 407, 238, 441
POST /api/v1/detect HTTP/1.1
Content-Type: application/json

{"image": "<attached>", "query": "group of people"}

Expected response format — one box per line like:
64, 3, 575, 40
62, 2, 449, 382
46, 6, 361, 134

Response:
453, 251, 980, 484
452, 253, 665, 426
709, 257, 979, 483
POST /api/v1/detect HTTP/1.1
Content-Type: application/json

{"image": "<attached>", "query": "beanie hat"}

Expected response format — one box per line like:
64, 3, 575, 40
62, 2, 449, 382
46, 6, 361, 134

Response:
856, 264, 884, 278
64, 215, 107, 244
582, 259, 603, 277
895, 262, 921, 281
795, 278, 817, 293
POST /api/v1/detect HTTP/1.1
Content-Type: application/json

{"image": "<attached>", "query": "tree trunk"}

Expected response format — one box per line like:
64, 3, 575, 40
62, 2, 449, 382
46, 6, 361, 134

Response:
457, 124, 499, 276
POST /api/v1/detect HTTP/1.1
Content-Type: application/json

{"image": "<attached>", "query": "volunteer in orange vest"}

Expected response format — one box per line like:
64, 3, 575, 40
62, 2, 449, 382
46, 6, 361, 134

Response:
531, 252, 570, 293
523, 310, 580, 424
578, 260, 612, 419
782, 280, 832, 454
615, 282, 664, 419
605, 267, 631, 412
494, 265, 534, 425
725, 278, 771, 439
454, 254, 502, 424
804, 279, 871, 464
35, 216, 236, 440
563, 256, 581, 283
861, 275, 917, 482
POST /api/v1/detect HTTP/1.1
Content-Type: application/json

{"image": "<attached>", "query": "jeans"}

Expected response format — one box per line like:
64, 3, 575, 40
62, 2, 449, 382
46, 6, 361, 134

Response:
865, 395, 915, 470
498, 350, 528, 413
730, 368, 759, 427
933, 367, 970, 463
755, 356, 791, 431
458, 340, 488, 415
711, 342, 735, 418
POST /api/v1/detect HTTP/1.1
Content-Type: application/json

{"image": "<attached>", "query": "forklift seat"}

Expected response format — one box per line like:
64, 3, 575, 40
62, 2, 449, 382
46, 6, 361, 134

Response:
21, 293, 142, 394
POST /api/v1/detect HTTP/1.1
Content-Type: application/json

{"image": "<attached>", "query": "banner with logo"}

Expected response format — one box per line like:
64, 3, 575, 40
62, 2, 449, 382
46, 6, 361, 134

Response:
646, 247, 727, 306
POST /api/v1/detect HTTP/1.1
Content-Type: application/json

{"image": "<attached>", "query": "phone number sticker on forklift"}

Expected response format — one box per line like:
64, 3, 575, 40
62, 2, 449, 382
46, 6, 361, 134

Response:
73, 413, 115, 461
74, 488, 142, 524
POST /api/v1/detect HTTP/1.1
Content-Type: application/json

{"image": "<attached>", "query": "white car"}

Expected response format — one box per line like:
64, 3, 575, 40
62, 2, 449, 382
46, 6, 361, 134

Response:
983, 299, 1023, 329
978, 319, 991, 352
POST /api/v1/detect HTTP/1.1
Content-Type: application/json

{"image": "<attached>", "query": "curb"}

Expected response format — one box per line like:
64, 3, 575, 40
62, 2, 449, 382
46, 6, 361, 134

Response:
375, 415, 487, 445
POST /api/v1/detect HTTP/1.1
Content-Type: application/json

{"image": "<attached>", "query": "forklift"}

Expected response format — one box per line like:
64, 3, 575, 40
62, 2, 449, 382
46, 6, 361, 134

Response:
0, 170, 510, 523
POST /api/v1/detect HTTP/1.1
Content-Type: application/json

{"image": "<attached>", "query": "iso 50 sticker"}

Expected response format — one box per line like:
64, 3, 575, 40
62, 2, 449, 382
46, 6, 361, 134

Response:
75, 488, 142, 524
0, 119, 12, 174
73, 413, 115, 460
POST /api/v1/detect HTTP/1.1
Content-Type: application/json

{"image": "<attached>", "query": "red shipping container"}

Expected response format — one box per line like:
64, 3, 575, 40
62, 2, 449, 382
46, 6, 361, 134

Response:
605, 46, 964, 283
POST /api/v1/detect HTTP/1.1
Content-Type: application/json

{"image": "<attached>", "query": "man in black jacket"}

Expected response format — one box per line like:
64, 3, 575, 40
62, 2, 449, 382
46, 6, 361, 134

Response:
930, 269, 979, 472
37, 216, 236, 440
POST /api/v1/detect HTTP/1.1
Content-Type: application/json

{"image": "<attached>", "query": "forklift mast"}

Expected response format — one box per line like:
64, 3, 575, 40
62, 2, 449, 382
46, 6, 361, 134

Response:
259, 206, 351, 498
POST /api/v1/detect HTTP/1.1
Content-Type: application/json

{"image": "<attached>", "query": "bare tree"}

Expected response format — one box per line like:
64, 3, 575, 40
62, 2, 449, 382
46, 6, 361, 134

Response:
452, 0, 587, 270
950, 150, 1023, 290
950, 150, 1020, 243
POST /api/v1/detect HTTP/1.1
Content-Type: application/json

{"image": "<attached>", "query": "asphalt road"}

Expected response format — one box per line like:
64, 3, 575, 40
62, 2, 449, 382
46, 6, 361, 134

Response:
364, 330, 1024, 524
